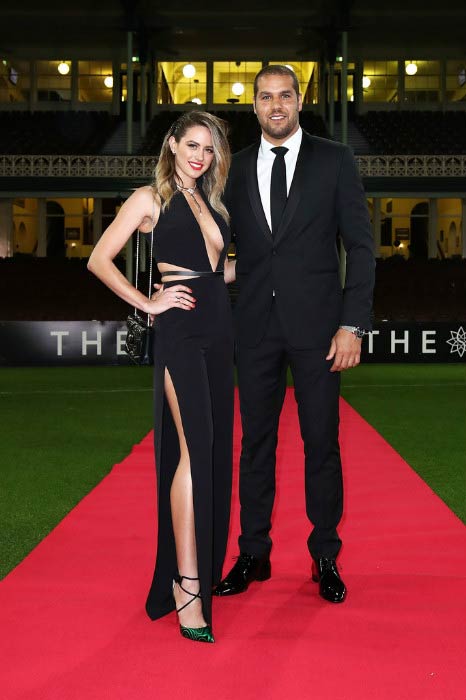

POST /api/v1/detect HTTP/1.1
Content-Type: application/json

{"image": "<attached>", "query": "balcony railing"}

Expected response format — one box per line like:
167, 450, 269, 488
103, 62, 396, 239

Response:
1, 154, 466, 178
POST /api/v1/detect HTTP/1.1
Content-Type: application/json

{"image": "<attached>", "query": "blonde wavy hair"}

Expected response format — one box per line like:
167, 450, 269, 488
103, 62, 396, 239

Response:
152, 111, 231, 223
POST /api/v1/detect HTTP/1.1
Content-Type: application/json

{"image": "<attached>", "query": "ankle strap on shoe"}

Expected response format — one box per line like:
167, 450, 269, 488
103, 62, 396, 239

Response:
174, 574, 202, 613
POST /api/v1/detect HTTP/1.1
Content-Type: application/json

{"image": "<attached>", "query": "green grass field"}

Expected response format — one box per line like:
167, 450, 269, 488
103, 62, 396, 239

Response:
0, 364, 464, 579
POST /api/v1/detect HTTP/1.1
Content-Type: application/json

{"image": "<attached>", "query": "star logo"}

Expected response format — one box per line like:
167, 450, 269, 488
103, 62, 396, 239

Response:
446, 326, 466, 358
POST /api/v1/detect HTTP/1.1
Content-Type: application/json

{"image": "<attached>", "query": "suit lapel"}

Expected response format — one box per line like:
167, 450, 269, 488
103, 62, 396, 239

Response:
273, 132, 315, 246
246, 143, 273, 242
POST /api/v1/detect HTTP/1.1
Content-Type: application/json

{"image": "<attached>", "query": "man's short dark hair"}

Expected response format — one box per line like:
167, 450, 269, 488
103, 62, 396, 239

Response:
253, 65, 300, 99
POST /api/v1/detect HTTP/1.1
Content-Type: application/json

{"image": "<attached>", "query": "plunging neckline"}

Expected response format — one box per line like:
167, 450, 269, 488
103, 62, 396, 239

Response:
179, 189, 224, 273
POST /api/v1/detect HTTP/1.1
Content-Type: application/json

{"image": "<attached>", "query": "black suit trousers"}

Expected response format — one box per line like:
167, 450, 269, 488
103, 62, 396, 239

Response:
236, 300, 343, 560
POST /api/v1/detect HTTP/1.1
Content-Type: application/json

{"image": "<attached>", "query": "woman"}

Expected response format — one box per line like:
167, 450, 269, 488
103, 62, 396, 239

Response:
88, 111, 236, 643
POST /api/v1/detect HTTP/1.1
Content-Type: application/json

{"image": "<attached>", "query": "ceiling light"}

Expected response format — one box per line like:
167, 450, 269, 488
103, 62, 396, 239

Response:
58, 62, 70, 75
182, 63, 196, 78
406, 62, 418, 76
104, 76, 113, 89
232, 82, 245, 96
362, 76, 371, 88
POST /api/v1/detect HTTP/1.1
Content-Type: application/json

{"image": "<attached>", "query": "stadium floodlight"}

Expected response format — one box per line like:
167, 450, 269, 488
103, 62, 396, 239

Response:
182, 63, 196, 78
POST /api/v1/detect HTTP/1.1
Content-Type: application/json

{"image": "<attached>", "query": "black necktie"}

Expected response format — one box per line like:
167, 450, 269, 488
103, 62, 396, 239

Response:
270, 146, 288, 236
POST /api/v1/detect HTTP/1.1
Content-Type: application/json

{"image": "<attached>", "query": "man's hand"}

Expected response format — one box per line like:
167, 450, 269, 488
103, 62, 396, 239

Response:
326, 328, 362, 372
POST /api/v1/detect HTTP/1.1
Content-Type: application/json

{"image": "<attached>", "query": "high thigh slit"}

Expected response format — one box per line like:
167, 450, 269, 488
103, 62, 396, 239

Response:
145, 189, 233, 627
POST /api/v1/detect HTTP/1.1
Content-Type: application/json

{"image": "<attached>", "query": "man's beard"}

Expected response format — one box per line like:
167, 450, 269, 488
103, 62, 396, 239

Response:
260, 112, 299, 141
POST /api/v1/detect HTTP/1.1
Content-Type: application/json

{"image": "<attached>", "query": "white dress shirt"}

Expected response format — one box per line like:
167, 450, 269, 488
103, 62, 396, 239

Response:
257, 127, 303, 231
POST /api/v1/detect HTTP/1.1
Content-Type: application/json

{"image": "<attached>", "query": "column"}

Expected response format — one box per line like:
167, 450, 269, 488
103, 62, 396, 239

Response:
461, 199, 466, 259
206, 60, 214, 109
428, 198, 438, 259
372, 197, 381, 258
340, 31, 348, 146
140, 62, 147, 139
149, 58, 156, 119
328, 63, 335, 137
439, 59, 446, 108
126, 31, 134, 154
0, 199, 13, 257
71, 60, 79, 108
29, 60, 38, 111
354, 58, 363, 114
112, 60, 120, 116
37, 198, 47, 258
318, 54, 326, 119
92, 198, 102, 245
397, 59, 405, 107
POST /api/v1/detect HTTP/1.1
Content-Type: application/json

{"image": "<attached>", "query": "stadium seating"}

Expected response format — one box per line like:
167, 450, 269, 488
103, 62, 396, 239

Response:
0, 111, 120, 155
140, 110, 329, 155
355, 111, 466, 154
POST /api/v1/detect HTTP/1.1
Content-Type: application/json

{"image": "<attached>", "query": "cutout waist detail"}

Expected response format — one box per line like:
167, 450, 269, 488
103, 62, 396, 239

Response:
160, 269, 224, 281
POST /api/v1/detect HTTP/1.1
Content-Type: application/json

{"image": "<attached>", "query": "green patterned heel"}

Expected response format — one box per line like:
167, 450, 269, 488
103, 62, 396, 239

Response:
173, 575, 215, 644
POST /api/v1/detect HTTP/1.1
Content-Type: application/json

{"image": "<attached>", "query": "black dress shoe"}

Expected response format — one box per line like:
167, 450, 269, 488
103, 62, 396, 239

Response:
213, 553, 271, 596
312, 557, 347, 603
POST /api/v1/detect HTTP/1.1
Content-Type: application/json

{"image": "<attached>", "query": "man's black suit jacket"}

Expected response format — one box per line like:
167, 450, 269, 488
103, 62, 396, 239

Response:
225, 131, 376, 349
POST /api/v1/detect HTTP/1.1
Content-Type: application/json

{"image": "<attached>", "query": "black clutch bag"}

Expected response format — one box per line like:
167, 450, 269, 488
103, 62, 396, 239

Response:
125, 224, 154, 365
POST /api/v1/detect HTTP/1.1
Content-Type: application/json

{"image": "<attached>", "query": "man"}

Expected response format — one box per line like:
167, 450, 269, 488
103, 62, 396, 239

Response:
215, 65, 375, 603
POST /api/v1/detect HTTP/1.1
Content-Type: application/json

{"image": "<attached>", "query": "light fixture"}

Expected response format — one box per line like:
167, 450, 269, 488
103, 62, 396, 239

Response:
232, 81, 245, 96
406, 62, 418, 76
58, 61, 70, 75
183, 63, 196, 78
362, 76, 371, 89
336, 56, 343, 63
132, 56, 139, 63
104, 76, 113, 89
192, 97, 202, 105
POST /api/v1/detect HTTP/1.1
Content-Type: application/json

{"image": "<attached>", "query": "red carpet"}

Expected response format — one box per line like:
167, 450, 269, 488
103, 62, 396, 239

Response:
1, 390, 465, 700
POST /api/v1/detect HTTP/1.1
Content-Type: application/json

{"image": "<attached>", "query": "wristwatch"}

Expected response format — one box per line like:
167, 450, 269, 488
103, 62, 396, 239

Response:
340, 325, 366, 339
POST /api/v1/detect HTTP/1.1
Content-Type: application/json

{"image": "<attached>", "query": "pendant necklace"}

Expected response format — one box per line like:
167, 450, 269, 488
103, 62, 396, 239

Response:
177, 182, 202, 215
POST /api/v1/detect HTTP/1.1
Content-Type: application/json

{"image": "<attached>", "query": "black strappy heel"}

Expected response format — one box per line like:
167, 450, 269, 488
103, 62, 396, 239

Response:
173, 574, 214, 643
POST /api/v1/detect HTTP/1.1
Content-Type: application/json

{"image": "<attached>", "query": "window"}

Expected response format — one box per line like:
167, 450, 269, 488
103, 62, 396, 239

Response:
37, 60, 71, 102
157, 62, 207, 105
213, 62, 261, 104
404, 60, 440, 103
438, 198, 462, 257
78, 61, 113, 103
0, 59, 30, 103
446, 61, 466, 102
362, 61, 398, 103
13, 199, 38, 254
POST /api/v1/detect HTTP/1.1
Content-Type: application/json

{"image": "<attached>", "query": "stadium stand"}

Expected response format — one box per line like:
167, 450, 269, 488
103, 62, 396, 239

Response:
355, 111, 466, 155
0, 111, 120, 155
